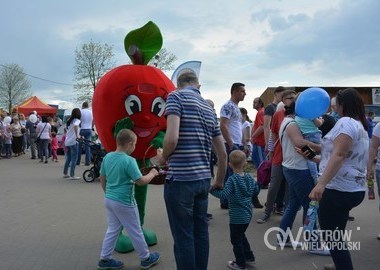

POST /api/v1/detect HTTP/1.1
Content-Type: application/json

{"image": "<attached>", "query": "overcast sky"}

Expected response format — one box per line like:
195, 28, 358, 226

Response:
1, 0, 379, 118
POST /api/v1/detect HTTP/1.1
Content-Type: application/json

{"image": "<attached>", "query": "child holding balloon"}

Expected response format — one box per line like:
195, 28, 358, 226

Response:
295, 116, 324, 183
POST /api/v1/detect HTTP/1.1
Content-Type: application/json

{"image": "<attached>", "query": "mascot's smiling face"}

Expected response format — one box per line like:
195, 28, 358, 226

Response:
92, 64, 175, 159
124, 83, 166, 139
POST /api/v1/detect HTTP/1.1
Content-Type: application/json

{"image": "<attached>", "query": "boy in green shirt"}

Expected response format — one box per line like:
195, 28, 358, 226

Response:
97, 129, 160, 270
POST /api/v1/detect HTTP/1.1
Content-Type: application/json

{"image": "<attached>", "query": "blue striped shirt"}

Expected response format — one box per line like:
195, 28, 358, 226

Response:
165, 87, 221, 181
210, 173, 259, 224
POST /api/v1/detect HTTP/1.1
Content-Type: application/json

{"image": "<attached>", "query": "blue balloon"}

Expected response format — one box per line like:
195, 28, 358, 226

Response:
295, 87, 330, 119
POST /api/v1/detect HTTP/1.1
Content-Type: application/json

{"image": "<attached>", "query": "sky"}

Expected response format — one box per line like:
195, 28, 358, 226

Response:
1, 0, 380, 119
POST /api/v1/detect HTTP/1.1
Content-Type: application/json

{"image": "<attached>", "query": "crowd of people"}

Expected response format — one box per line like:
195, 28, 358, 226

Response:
0, 101, 94, 181
159, 77, 376, 270
31, 80, 372, 270
1, 76, 379, 270
0, 110, 62, 161
95, 70, 378, 270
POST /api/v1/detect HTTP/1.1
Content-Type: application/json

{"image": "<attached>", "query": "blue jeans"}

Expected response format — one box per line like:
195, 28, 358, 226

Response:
77, 129, 92, 165
251, 144, 266, 169
4, 143, 12, 157
28, 133, 37, 159
164, 179, 210, 270
279, 167, 314, 242
39, 138, 50, 161
64, 143, 79, 177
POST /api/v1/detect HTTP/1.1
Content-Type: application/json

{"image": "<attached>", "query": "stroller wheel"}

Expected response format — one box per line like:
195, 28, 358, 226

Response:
83, 168, 96, 182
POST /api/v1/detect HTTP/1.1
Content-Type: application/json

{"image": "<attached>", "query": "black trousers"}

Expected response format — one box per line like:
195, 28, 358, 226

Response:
229, 223, 255, 268
318, 188, 365, 270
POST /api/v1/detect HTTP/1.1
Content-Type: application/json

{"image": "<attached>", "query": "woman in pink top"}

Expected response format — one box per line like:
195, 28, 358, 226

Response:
51, 132, 59, 162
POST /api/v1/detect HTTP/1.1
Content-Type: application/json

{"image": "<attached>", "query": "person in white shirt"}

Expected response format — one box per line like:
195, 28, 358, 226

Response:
77, 101, 93, 166
35, 116, 51, 163
63, 108, 82, 179
309, 88, 369, 270
219, 82, 246, 209
239, 107, 252, 159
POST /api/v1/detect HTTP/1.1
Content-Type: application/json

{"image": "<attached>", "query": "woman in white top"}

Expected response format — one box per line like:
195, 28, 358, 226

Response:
278, 101, 320, 248
35, 115, 51, 163
240, 107, 252, 159
63, 108, 81, 179
309, 88, 369, 270
10, 116, 24, 156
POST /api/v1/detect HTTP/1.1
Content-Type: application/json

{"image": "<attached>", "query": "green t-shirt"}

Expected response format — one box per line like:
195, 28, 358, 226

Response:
100, 151, 142, 206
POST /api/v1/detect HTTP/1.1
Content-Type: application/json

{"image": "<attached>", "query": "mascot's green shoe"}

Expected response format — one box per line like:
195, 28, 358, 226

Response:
115, 231, 134, 253
143, 228, 157, 246
114, 228, 157, 253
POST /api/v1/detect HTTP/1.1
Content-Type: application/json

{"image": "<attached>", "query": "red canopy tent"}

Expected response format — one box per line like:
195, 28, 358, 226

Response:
14, 96, 57, 115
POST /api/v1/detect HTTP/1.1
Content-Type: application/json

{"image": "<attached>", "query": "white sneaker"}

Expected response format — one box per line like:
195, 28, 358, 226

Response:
276, 240, 302, 248
309, 247, 330, 256
70, 176, 81, 180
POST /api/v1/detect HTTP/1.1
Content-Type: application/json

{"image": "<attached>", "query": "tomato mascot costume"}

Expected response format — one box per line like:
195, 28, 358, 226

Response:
92, 21, 175, 253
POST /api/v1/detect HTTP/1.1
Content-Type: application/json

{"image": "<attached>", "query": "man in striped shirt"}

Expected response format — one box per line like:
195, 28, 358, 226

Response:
163, 71, 227, 270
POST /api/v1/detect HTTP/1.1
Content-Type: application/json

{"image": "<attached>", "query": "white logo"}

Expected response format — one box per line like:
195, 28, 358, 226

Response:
263, 227, 361, 251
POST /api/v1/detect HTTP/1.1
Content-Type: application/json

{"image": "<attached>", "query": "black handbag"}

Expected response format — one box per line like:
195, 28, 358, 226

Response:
35, 123, 47, 144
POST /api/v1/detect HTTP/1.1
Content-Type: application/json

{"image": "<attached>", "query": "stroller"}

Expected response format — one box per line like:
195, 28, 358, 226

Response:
77, 138, 106, 182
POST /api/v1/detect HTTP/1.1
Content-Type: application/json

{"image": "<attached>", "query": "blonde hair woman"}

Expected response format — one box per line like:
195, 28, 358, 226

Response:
10, 116, 23, 156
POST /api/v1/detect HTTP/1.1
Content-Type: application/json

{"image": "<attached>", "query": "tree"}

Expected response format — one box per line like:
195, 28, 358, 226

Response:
74, 40, 177, 103
148, 48, 177, 71
74, 40, 116, 103
0, 63, 32, 113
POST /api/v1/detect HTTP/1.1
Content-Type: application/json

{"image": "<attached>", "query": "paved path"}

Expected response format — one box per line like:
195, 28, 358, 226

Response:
0, 154, 379, 269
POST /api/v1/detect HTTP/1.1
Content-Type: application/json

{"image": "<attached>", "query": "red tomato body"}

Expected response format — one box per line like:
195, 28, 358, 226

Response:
93, 65, 175, 159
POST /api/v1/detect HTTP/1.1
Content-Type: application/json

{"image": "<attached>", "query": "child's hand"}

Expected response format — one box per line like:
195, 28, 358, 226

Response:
210, 182, 223, 191
313, 117, 324, 127
150, 167, 159, 177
